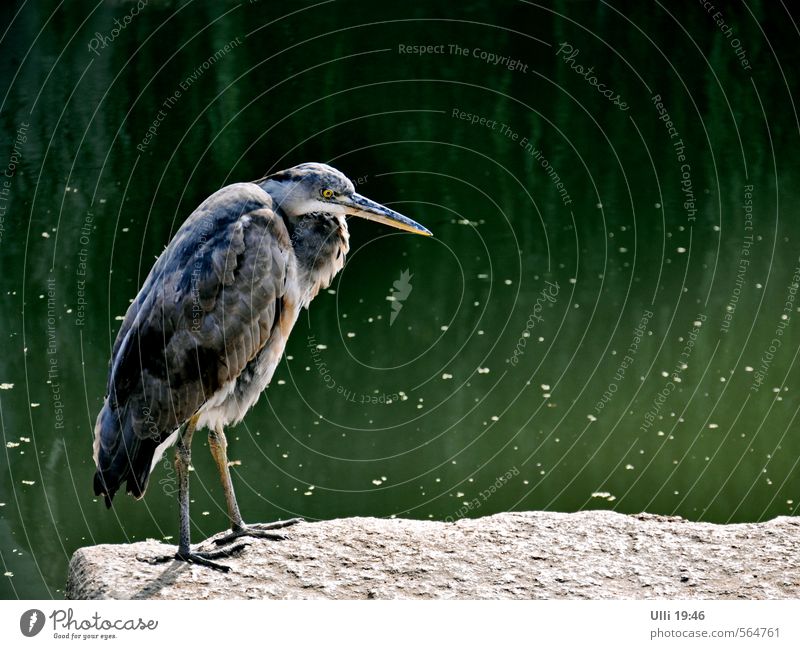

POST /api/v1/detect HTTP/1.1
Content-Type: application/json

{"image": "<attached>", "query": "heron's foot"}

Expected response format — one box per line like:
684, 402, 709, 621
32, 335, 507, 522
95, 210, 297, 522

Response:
139, 543, 250, 572
212, 518, 303, 546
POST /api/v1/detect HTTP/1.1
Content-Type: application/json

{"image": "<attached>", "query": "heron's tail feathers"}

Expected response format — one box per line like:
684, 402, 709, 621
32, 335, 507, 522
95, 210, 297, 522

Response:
92, 403, 159, 508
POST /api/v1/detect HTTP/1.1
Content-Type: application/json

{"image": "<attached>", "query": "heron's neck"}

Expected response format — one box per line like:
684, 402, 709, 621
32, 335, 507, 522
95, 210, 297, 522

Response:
291, 212, 350, 306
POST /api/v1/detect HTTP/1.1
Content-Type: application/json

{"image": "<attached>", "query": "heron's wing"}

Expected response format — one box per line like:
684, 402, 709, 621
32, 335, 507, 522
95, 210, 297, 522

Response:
93, 182, 292, 504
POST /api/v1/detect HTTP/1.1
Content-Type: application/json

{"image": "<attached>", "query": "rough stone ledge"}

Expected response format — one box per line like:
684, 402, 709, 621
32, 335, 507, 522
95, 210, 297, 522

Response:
66, 511, 800, 599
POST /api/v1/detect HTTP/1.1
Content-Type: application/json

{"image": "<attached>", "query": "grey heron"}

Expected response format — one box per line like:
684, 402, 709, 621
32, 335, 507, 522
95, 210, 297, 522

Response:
92, 162, 432, 571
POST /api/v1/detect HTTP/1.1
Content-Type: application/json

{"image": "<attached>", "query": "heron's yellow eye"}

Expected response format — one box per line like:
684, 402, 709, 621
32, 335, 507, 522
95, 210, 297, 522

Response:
321, 188, 334, 199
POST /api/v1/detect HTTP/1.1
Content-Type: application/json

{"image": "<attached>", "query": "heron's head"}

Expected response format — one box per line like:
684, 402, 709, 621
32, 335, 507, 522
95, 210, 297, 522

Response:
259, 162, 432, 237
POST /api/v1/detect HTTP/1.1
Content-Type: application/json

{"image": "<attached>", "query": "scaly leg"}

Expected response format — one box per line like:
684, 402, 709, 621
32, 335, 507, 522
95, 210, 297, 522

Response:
208, 423, 302, 546
142, 415, 248, 571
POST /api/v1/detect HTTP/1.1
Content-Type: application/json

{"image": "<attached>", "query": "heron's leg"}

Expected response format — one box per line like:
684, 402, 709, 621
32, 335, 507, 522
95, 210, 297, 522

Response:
208, 424, 302, 546
142, 415, 248, 571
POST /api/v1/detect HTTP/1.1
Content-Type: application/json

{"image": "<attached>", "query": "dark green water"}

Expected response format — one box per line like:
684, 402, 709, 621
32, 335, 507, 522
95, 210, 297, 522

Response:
1, 0, 799, 598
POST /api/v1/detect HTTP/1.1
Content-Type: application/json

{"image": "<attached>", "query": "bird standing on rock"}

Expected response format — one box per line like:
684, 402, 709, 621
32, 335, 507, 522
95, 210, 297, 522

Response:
92, 163, 432, 570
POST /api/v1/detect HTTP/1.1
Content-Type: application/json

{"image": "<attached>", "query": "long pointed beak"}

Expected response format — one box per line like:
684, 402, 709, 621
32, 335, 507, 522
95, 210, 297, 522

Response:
343, 193, 432, 237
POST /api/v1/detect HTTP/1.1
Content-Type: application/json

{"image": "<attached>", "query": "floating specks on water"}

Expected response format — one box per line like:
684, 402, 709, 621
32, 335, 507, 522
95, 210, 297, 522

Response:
591, 491, 617, 502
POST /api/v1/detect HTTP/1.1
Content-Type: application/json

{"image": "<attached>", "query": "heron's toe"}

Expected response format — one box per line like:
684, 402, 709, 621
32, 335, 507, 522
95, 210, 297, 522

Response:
211, 521, 301, 546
